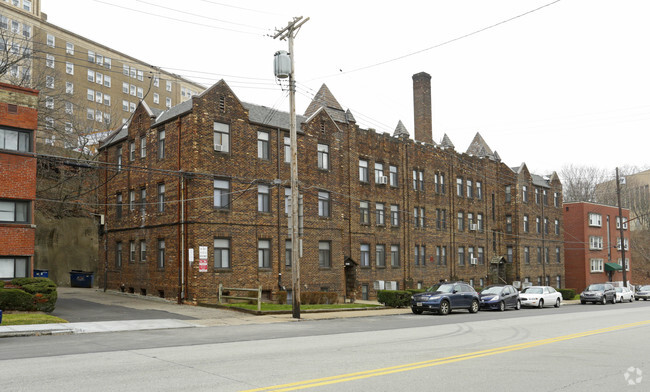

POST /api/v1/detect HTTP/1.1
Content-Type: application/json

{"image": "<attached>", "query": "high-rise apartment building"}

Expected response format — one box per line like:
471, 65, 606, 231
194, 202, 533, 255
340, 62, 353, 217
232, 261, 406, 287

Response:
0, 0, 204, 150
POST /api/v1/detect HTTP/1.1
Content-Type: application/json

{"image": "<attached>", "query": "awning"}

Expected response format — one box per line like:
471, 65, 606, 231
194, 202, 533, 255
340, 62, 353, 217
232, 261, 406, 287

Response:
490, 256, 507, 265
605, 262, 622, 272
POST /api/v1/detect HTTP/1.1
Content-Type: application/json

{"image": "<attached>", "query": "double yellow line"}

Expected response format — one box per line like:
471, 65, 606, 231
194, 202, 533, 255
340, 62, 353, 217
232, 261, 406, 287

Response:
241, 320, 650, 392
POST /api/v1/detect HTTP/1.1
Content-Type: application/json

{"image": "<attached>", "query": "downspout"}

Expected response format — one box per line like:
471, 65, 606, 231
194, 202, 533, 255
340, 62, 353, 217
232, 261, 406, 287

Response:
403, 140, 409, 288
177, 117, 184, 303
449, 152, 455, 281
103, 149, 108, 291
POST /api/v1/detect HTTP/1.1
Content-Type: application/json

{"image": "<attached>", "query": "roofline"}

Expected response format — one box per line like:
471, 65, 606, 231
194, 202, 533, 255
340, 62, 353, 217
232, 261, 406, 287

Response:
563, 201, 630, 211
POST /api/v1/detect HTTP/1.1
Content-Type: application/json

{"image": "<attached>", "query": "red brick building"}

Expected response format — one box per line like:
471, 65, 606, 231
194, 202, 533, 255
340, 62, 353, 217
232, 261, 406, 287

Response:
98, 72, 564, 302
564, 202, 631, 291
0, 82, 38, 280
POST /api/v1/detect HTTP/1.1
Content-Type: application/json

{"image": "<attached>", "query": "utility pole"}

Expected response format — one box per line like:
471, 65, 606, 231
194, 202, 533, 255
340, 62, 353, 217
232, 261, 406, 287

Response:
541, 191, 546, 285
616, 167, 627, 287
273, 16, 309, 319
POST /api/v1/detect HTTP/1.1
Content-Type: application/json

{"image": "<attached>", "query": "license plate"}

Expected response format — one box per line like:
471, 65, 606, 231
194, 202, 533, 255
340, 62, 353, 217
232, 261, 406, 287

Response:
417, 302, 422, 307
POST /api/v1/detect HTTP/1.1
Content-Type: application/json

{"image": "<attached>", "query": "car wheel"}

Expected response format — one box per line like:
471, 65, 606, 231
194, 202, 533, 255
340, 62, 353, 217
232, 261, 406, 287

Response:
469, 299, 479, 313
439, 300, 450, 315
611, 295, 617, 304
555, 298, 560, 308
411, 307, 423, 315
580, 300, 586, 304
630, 297, 634, 303
499, 301, 506, 312
601, 296, 607, 305
537, 299, 544, 309
635, 298, 639, 301
515, 300, 521, 310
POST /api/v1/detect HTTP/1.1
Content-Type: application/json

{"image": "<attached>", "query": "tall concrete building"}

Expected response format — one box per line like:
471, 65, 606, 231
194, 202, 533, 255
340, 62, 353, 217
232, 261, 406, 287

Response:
0, 0, 204, 150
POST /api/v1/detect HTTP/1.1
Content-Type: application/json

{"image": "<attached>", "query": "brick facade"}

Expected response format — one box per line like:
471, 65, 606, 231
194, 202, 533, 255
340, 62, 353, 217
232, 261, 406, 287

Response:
0, 82, 38, 279
98, 73, 564, 302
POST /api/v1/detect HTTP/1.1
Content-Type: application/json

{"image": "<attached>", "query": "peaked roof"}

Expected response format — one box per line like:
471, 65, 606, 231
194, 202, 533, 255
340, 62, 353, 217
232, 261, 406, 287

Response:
440, 133, 455, 149
303, 84, 352, 124
393, 120, 410, 138
466, 132, 495, 158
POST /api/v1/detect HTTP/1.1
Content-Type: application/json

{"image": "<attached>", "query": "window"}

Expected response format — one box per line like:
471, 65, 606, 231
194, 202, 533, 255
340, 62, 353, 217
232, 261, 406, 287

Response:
476, 181, 482, 200
359, 201, 369, 224
359, 159, 368, 182
257, 184, 270, 212
524, 247, 530, 264
554, 219, 560, 235
283, 137, 291, 163
374, 163, 385, 183
391, 245, 400, 267
157, 239, 165, 268
105, 58, 112, 70
318, 144, 329, 170
543, 190, 548, 205
130, 84, 136, 96
413, 170, 424, 190
116, 193, 123, 219
390, 204, 399, 226
88, 50, 95, 63
0, 257, 28, 279
123, 64, 129, 76
389, 165, 398, 187
456, 177, 463, 197
129, 190, 135, 211
46, 75, 54, 89
556, 275, 561, 289
104, 94, 111, 107
130, 102, 136, 112
214, 179, 230, 209
65, 62, 74, 75
45, 54, 55, 68
616, 216, 628, 230
436, 247, 441, 265
554, 192, 560, 207
115, 242, 122, 267
137, 70, 144, 81
414, 246, 419, 266
166, 97, 172, 108
436, 209, 447, 230
23, 0, 32, 12
66, 82, 74, 94
536, 217, 541, 233
87, 88, 94, 101
0, 200, 29, 223
214, 239, 230, 268
360, 244, 370, 267
129, 241, 136, 263
157, 184, 165, 212
376, 244, 385, 267
523, 215, 529, 232
537, 247, 542, 264
130, 67, 136, 78
45, 117, 54, 129
153, 77, 159, 87
418, 207, 425, 227
140, 240, 146, 262
158, 130, 165, 159
506, 215, 512, 233
0, 127, 31, 153
319, 241, 331, 268
166, 81, 172, 92
285, 240, 292, 266
65, 102, 73, 115
122, 100, 129, 112
153, 93, 159, 104
139, 188, 146, 212
213, 122, 230, 152
522, 185, 529, 203
413, 207, 419, 227
140, 136, 146, 158
457, 212, 464, 232
507, 246, 513, 263
47, 33, 55, 48
478, 247, 485, 265
466, 179, 473, 198
375, 203, 385, 225
505, 185, 512, 203
458, 247, 465, 266
556, 247, 561, 263
87, 69, 95, 82
128, 141, 135, 161
137, 87, 143, 99
96, 73, 103, 86
589, 236, 603, 250
618, 258, 630, 271
616, 237, 629, 251
257, 131, 269, 159
590, 258, 604, 273
318, 191, 330, 217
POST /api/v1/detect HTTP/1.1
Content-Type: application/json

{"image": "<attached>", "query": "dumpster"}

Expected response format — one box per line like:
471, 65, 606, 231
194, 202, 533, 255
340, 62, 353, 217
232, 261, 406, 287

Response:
0, 309, 3, 324
70, 270, 94, 288
34, 269, 49, 278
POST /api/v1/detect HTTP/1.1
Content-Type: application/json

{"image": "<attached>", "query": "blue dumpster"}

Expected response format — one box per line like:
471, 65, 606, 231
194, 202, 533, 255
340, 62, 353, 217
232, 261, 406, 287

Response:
0, 309, 3, 324
70, 270, 94, 288
34, 269, 49, 278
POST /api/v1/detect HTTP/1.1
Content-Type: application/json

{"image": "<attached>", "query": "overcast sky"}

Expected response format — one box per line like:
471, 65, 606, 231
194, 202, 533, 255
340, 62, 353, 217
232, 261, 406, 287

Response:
45, 0, 649, 176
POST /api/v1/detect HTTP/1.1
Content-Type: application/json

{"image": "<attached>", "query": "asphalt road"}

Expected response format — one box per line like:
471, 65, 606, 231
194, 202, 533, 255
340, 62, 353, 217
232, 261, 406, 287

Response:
51, 297, 197, 322
2, 301, 649, 391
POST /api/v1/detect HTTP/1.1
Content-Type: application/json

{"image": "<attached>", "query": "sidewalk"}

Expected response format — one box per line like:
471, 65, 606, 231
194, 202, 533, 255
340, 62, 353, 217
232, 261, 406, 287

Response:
0, 287, 408, 338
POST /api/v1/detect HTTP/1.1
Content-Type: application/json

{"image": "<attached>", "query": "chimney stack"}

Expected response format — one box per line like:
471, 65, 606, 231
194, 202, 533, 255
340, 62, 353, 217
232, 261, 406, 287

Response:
412, 72, 433, 144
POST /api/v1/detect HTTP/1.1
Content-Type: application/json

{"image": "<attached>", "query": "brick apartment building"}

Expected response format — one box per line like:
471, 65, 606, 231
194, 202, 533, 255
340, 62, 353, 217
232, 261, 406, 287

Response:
0, 81, 38, 279
0, 0, 204, 150
98, 72, 564, 302
564, 202, 631, 291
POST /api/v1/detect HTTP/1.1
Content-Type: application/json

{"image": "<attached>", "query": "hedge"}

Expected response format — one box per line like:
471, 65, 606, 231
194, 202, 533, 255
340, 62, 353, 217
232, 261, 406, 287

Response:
0, 277, 58, 312
377, 290, 411, 308
558, 288, 576, 301
275, 291, 287, 304
300, 291, 338, 305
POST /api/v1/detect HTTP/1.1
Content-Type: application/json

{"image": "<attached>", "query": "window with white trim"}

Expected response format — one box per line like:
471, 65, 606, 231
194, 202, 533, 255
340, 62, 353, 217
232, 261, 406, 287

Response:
589, 236, 603, 250
214, 238, 230, 268
590, 258, 604, 273
588, 213, 602, 227
213, 122, 230, 152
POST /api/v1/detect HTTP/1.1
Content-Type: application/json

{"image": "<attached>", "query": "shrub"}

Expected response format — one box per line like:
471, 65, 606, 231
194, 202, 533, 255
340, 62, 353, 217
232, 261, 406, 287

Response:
377, 290, 411, 308
558, 288, 576, 301
300, 291, 338, 305
406, 289, 427, 296
0, 288, 35, 311
275, 291, 287, 304
0, 281, 4, 288
6, 277, 58, 312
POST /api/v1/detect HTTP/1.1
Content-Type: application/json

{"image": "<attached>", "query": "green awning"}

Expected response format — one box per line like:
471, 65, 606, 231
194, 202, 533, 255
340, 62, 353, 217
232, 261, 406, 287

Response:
605, 262, 622, 272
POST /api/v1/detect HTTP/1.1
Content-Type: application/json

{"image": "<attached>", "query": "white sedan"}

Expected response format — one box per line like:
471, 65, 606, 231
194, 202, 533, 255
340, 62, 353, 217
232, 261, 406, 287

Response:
615, 286, 634, 303
519, 286, 562, 308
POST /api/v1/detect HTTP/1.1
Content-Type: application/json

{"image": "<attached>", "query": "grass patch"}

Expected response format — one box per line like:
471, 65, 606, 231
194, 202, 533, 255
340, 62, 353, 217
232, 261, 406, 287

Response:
1, 313, 68, 326
220, 303, 382, 311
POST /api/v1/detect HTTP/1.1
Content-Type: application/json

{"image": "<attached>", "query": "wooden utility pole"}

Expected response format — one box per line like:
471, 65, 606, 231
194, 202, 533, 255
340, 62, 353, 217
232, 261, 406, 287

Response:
616, 167, 627, 286
273, 16, 309, 319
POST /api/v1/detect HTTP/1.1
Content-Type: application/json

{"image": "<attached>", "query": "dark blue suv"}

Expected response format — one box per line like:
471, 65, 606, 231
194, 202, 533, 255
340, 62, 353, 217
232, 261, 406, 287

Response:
411, 282, 480, 315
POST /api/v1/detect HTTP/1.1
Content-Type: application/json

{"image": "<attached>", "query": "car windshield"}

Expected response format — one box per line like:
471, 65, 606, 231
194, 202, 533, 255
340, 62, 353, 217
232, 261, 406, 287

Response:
427, 283, 454, 293
587, 284, 604, 291
522, 287, 542, 294
481, 286, 503, 295
640, 286, 650, 291
615, 287, 623, 292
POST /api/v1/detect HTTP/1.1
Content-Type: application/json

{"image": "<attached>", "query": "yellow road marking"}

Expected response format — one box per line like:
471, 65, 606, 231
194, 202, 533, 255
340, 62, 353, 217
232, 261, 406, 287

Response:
240, 320, 650, 392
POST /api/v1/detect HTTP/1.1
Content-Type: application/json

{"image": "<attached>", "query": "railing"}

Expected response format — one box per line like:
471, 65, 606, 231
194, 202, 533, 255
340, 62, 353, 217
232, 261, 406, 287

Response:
218, 284, 262, 312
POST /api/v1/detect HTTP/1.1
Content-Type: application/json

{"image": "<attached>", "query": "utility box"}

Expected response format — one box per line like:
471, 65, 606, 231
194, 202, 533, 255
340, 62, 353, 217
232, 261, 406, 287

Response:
33, 269, 49, 278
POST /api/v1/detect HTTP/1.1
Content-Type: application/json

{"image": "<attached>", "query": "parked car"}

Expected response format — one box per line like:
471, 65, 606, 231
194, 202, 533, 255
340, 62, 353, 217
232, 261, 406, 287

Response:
635, 285, 650, 301
580, 283, 616, 304
615, 286, 634, 303
520, 286, 562, 308
411, 282, 480, 315
479, 285, 521, 311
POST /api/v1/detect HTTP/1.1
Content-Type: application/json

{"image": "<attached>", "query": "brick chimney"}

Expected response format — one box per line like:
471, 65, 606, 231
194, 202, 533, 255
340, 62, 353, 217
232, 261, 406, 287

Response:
412, 72, 433, 144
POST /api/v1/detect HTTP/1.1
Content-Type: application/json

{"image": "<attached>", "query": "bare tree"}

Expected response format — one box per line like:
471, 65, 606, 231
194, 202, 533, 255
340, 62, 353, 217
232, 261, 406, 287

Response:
559, 164, 611, 203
